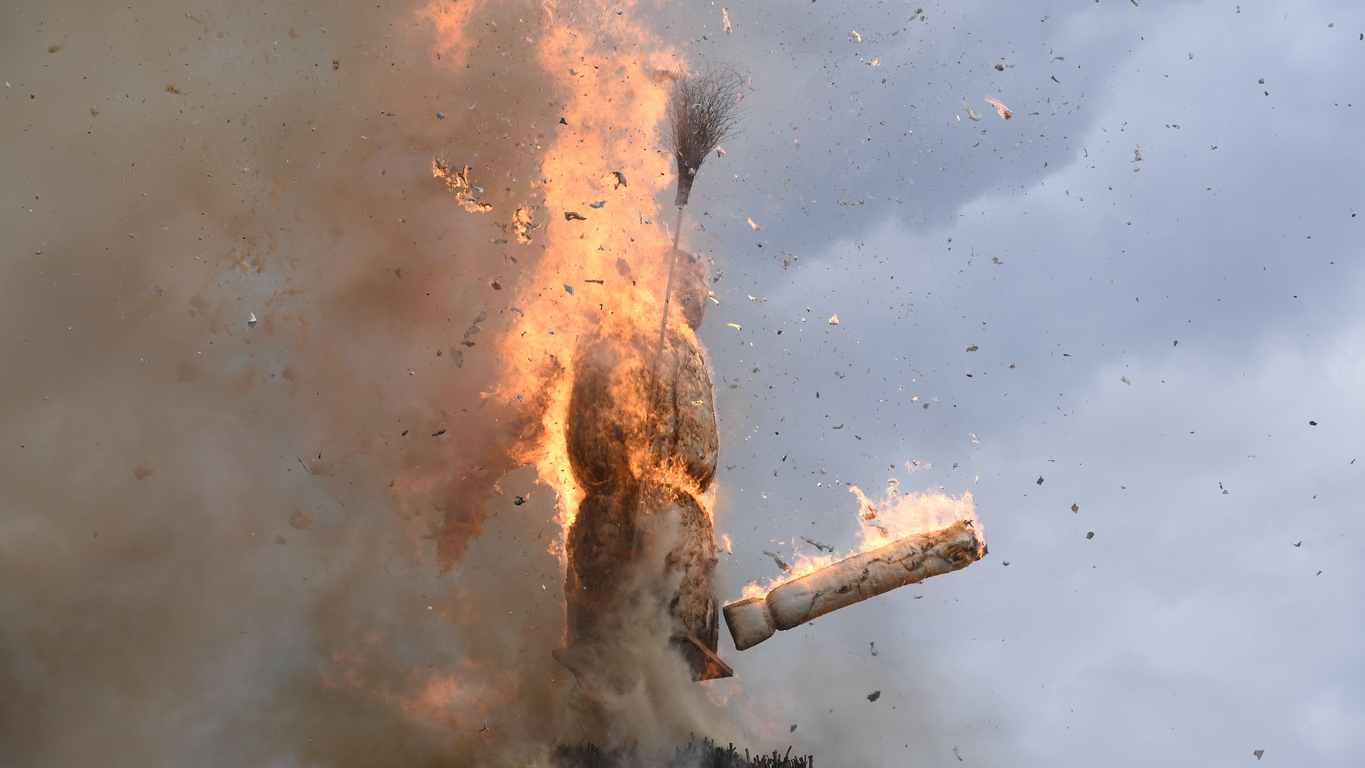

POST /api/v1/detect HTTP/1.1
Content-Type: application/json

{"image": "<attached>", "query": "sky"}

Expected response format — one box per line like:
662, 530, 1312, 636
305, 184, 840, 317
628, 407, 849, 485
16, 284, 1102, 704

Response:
2, 0, 1362, 766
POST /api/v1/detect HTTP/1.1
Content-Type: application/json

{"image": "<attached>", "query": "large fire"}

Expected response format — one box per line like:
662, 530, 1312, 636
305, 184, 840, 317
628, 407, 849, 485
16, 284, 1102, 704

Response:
412, 0, 983, 757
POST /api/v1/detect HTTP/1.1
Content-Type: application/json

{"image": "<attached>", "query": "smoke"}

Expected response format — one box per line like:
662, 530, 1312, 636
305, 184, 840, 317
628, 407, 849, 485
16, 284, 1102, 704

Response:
0, 0, 582, 764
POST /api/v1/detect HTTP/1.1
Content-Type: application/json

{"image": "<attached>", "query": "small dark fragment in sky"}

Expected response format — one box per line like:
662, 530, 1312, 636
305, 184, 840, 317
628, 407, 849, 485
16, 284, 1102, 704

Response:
402, 429, 409, 436
1293, 541, 1302, 547
801, 536, 833, 552
584, 278, 604, 284
790, 724, 797, 733
1086, 531, 1094, 540
867, 690, 881, 702
563, 284, 575, 295
1309, 420, 1318, 426
513, 495, 527, 505
437, 112, 447, 119
559, 117, 568, 125
1254, 750, 1264, 760
589, 200, 606, 209
1036, 476, 1045, 485
965, 345, 979, 352
1002, 561, 1010, 566
869, 641, 878, 656
564, 211, 586, 221
1071, 503, 1079, 513
491, 281, 501, 290
432, 429, 446, 437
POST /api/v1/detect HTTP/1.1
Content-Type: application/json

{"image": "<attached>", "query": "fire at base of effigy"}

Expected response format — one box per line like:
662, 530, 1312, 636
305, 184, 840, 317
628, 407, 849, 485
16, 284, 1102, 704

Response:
724, 520, 987, 652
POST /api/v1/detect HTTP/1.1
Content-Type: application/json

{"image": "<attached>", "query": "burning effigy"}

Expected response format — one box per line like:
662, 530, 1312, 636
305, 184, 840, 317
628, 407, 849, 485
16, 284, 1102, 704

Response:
423, 6, 985, 755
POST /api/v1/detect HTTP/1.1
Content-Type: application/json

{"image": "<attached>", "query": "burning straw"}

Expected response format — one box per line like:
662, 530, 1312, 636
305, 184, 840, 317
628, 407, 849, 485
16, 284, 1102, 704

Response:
724, 520, 986, 651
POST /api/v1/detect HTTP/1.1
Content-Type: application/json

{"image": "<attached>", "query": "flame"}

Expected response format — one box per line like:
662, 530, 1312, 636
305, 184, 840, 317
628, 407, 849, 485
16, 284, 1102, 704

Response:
426, 2, 696, 559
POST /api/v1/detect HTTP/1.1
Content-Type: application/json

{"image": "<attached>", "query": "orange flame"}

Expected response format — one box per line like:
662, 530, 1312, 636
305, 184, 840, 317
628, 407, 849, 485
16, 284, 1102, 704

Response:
431, 4, 697, 559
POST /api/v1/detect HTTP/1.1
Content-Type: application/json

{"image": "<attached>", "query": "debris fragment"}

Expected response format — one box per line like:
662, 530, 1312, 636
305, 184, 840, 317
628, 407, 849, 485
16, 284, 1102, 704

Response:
564, 211, 586, 221
288, 510, 316, 530
867, 690, 881, 702
564, 284, 575, 296
608, 170, 628, 188
436, 111, 447, 119
828, 314, 839, 325
763, 550, 792, 573
462, 310, 487, 347
984, 96, 1013, 119
963, 102, 983, 121
432, 428, 447, 437
513, 495, 527, 506
1121, 375, 1131, 385
1253, 750, 1264, 760
513, 206, 534, 243
432, 159, 493, 212
1086, 531, 1094, 540
1071, 503, 1079, 513
747, 217, 762, 231
247, 312, 258, 330
589, 200, 606, 208
965, 345, 979, 352
722, 7, 732, 33
869, 641, 878, 656
1036, 476, 1044, 485
848, 30, 862, 43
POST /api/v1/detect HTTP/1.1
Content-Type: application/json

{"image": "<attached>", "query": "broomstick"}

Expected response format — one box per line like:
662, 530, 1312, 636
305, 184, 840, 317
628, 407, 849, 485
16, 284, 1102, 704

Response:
640, 64, 743, 503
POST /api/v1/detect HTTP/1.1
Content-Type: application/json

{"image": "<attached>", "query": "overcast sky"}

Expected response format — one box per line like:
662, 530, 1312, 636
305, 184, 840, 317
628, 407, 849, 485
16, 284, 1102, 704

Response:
2, 0, 1361, 766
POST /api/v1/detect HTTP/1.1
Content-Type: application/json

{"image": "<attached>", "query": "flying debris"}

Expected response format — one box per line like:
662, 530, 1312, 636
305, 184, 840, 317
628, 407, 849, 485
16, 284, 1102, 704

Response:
722, 7, 732, 34
984, 96, 1013, 119
747, 217, 762, 231
564, 211, 587, 221
963, 101, 983, 121
763, 550, 793, 574
247, 312, 258, 330
801, 536, 834, 552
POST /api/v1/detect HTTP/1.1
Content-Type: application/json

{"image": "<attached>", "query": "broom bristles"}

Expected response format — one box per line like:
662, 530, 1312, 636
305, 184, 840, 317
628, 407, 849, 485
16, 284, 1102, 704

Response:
667, 64, 744, 207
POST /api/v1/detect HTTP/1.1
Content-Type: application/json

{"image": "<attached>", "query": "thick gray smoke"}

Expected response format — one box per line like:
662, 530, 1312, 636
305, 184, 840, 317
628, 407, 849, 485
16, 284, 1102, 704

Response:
0, 0, 585, 764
